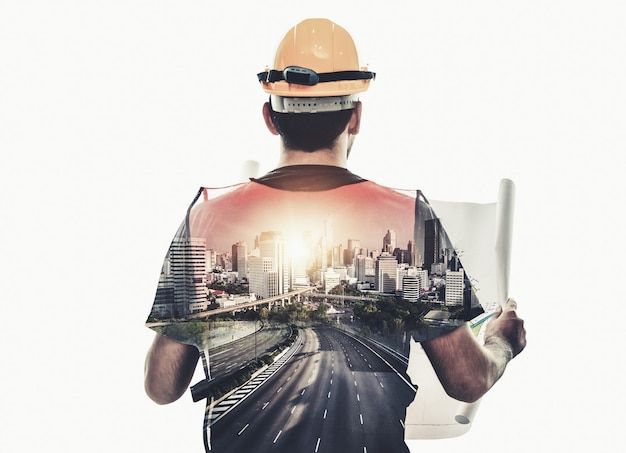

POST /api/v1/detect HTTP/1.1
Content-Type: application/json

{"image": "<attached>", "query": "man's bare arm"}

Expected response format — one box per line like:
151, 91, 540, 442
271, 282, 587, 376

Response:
421, 298, 526, 403
144, 333, 200, 404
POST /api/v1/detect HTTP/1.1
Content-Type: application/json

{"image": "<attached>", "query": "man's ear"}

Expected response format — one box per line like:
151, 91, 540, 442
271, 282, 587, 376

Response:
262, 102, 280, 136
348, 101, 362, 135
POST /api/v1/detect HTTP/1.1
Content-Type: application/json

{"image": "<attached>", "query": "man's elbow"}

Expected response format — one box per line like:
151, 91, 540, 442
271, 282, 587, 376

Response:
144, 376, 185, 405
441, 374, 489, 403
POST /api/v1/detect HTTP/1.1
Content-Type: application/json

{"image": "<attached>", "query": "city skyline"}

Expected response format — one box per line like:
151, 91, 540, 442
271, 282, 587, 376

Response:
151, 214, 481, 319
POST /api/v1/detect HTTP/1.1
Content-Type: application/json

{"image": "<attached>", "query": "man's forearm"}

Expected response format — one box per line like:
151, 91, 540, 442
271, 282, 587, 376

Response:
421, 299, 526, 403
144, 333, 200, 404
421, 324, 512, 403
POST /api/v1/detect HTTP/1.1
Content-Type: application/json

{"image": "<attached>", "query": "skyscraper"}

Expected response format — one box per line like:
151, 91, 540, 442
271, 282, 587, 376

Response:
424, 218, 442, 270
259, 231, 289, 294
205, 248, 217, 272
445, 268, 465, 306
355, 254, 375, 283
345, 238, 361, 265
382, 229, 397, 254
416, 268, 429, 290
333, 243, 344, 267
231, 241, 247, 279
248, 256, 279, 299
375, 252, 398, 293
169, 238, 208, 316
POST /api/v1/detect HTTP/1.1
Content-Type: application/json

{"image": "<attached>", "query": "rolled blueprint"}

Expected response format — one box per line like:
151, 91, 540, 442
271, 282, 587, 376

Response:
495, 178, 515, 305
405, 179, 515, 442
453, 179, 515, 426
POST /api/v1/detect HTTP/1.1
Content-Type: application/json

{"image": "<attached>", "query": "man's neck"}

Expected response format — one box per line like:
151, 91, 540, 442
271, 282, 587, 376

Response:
277, 150, 346, 168
277, 142, 348, 168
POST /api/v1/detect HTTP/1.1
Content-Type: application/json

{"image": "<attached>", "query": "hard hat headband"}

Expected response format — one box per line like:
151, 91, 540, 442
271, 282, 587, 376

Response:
258, 66, 376, 86
270, 94, 359, 113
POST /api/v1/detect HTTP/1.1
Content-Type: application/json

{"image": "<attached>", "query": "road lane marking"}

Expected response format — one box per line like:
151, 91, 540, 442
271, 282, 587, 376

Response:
360, 413, 364, 425
357, 393, 360, 401
399, 419, 405, 428
301, 389, 306, 396
277, 386, 282, 393
237, 424, 249, 435
291, 406, 296, 414
212, 348, 233, 357
323, 409, 327, 419
315, 437, 321, 453
328, 391, 331, 398
380, 382, 384, 388
262, 402, 269, 410
340, 330, 416, 392
354, 380, 358, 386
330, 378, 332, 385
364, 447, 367, 453
273, 430, 282, 443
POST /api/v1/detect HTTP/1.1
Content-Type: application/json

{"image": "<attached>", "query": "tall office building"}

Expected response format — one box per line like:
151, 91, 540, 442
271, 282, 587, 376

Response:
324, 267, 341, 294
205, 248, 217, 272
248, 256, 279, 299
382, 229, 397, 254
445, 268, 465, 306
424, 218, 442, 270
259, 230, 290, 294
333, 243, 344, 267
169, 238, 208, 316
355, 255, 375, 283
231, 241, 247, 279
217, 252, 232, 271
416, 268, 429, 290
345, 239, 361, 265
375, 252, 398, 293
396, 265, 409, 291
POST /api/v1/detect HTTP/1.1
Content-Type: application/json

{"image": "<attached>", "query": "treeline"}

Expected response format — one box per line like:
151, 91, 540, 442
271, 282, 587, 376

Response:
262, 302, 330, 324
353, 297, 429, 337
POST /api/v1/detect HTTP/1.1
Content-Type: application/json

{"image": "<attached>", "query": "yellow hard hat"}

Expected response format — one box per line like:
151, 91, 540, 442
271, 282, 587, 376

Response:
258, 18, 375, 109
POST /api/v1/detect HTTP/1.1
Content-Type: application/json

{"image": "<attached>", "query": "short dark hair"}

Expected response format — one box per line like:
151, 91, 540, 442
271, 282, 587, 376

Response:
268, 98, 353, 152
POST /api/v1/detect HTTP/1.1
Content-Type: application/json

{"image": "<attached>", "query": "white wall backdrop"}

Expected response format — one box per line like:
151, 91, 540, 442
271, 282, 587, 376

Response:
1, 1, 624, 452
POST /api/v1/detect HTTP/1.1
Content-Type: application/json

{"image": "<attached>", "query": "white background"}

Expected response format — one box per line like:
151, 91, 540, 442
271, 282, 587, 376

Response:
1, 1, 624, 452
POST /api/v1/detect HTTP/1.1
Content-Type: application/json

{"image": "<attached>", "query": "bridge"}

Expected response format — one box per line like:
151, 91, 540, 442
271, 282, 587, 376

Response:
146, 287, 381, 327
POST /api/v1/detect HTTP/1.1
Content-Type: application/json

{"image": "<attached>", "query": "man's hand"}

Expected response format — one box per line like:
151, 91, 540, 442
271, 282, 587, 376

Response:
484, 298, 527, 359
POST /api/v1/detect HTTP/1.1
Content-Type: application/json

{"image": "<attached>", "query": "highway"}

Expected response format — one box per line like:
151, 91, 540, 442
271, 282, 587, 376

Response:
209, 326, 416, 453
209, 324, 289, 377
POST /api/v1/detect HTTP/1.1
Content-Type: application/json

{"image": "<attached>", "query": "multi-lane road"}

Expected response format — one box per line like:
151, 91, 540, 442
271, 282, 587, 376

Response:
208, 324, 289, 377
209, 326, 417, 453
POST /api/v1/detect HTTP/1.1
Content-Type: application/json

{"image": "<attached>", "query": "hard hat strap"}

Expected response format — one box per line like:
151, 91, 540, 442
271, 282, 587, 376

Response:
258, 66, 375, 86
